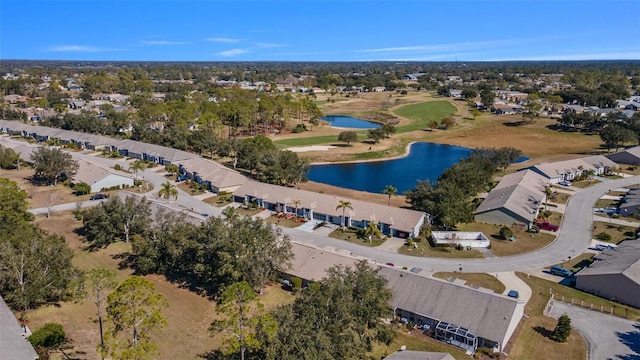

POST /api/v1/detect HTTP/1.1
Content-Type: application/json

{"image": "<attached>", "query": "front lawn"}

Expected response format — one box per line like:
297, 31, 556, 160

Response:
264, 215, 308, 228
432, 272, 505, 294
455, 222, 556, 257
557, 253, 595, 273
328, 228, 387, 247
398, 240, 484, 259
592, 221, 637, 243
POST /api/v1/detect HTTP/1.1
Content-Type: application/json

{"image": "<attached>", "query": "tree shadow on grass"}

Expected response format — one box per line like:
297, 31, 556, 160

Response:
533, 326, 553, 339
503, 121, 526, 127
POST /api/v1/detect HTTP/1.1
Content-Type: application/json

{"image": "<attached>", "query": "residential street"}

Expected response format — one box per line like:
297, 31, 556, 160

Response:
548, 301, 640, 360
17, 139, 640, 273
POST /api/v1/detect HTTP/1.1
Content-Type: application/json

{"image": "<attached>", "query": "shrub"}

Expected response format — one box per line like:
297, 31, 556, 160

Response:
133, 179, 143, 186
595, 232, 612, 242
28, 323, 65, 348
292, 124, 307, 133
290, 277, 302, 289
73, 182, 91, 195
551, 313, 571, 342
114, 164, 121, 171
499, 226, 513, 240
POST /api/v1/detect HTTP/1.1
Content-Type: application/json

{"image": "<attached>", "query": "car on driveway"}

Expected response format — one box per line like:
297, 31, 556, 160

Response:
90, 193, 109, 200
550, 265, 573, 278
536, 221, 559, 232
558, 180, 572, 186
507, 290, 519, 299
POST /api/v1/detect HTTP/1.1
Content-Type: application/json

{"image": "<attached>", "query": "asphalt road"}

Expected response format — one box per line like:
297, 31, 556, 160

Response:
548, 301, 640, 360
16, 137, 640, 273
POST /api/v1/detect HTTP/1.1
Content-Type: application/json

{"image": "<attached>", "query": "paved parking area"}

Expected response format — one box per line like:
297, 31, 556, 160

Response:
548, 301, 640, 360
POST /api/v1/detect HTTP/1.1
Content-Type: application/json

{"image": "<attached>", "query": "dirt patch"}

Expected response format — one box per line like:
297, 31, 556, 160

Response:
1, 168, 89, 208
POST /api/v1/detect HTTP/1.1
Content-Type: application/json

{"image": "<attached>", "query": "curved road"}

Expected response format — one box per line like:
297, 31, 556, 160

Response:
280, 175, 640, 273
13, 137, 639, 274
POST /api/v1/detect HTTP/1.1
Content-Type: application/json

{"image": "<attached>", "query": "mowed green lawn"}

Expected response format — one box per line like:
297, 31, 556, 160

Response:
394, 101, 457, 132
274, 133, 367, 147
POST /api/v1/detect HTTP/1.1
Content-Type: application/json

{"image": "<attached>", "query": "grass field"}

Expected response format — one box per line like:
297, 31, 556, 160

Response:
328, 228, 387, 247
393, 101, 457, 132
27, 211, 295, 360
508, 273, 587, 360
592, 221, 637, 243
432, 272, 505, 294
398, 240, 484, 259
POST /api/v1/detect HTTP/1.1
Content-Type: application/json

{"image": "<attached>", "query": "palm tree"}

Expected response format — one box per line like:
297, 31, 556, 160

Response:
364, 221, 382, 242
290, 199, 302, 219
336, 200, 353, 229
382, 185, 398, 206
158, 181, 178, 201
129, 160, 147, 179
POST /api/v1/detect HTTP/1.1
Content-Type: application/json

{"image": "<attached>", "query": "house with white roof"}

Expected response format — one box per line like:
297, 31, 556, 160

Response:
528, 155, 617, 184
72, 159, 134, 193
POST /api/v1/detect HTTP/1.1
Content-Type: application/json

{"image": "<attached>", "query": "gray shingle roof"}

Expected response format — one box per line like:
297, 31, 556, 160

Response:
530, 155, 617, 179
576, 240, 640, 284
176, 157, 247, 190
0, 295, 38, 360
379, 267, 522, 344
233, 181, 426, 233
287, 243, 522, 346
474, 170, 547, 222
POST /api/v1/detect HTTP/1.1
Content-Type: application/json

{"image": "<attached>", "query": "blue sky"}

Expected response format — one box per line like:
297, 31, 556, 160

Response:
1, 0, 639, 62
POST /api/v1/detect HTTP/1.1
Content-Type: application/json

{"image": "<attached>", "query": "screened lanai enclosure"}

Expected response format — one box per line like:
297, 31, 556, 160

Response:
435, 322, 478, 352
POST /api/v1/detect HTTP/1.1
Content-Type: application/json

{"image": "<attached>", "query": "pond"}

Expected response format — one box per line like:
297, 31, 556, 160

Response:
321, 115, 381, 129
308, 142, 529, 194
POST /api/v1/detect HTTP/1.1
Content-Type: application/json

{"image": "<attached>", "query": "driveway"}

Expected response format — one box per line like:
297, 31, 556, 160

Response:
18, 137, 640, 273
547, 301, 640, 360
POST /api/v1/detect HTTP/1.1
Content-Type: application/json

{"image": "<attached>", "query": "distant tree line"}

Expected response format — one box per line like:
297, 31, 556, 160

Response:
405, 147, 522, 227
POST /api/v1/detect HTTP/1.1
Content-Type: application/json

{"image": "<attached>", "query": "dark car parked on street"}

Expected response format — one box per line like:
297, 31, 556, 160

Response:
90, 193, 109, 200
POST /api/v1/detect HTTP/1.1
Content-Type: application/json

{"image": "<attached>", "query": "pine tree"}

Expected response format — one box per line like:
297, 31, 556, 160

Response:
551, 313, 571, 342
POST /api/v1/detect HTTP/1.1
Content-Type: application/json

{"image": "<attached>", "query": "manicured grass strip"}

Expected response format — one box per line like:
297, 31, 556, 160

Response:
398, 240, 484, 259
557, 253, 595, 272
432, 272, 505, 294
393, 101, 456, 132
274, 135, 340, 146
328, 228, 386, 247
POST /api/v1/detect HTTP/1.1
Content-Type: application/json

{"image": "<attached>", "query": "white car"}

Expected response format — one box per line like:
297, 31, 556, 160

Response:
558, 180, 572, 186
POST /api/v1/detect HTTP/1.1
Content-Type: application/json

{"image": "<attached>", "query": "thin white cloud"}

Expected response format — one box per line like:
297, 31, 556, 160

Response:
206, 37, 244, 43
356, 39, 522, 53
502, 52, 640, 61
256, 42, 286, 48
47, 45, 125, 52
218, 49, 248, 57
140, 40, 189, 45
